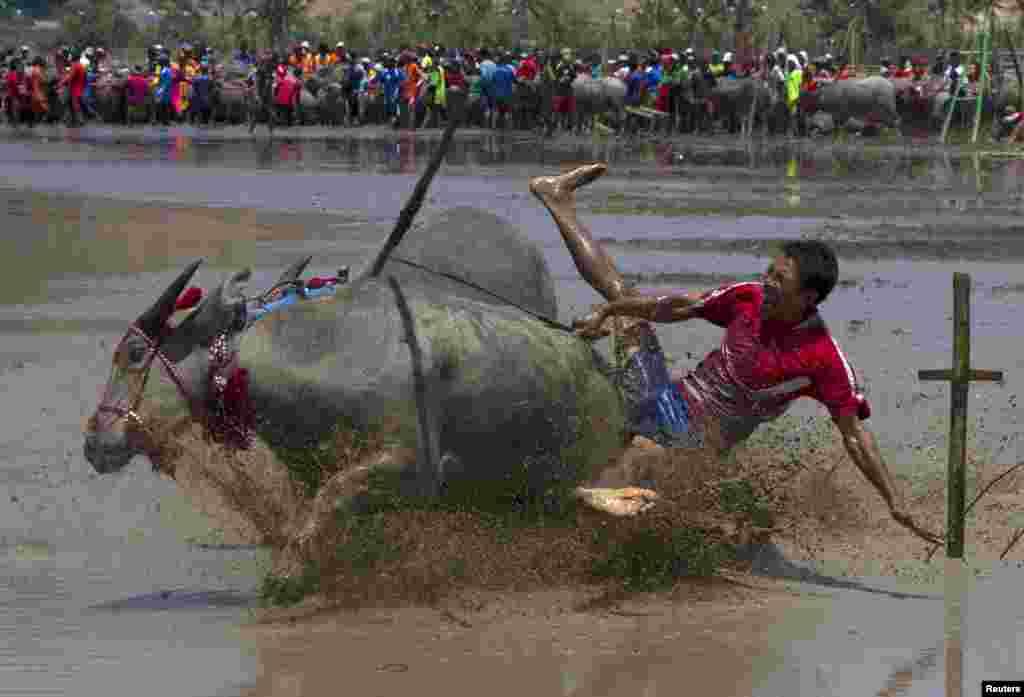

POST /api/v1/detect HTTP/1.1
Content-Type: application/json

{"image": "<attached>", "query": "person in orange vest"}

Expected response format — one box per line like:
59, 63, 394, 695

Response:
315, 43, 334, 72
399, 53, 422, 129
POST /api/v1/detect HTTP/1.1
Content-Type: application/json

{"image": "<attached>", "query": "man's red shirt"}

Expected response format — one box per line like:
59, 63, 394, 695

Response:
669, 282, 867, 450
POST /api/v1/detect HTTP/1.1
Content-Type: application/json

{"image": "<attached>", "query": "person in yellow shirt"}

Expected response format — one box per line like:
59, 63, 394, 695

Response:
785, 54, 803, 136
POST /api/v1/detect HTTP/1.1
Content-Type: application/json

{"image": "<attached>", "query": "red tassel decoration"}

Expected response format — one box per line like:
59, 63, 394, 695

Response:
175, 286, 203, 311
221, 367, 254, 447
306, 277, 330, 290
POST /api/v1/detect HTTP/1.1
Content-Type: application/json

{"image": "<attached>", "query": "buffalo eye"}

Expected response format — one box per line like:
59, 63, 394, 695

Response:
128, 345, 147, 364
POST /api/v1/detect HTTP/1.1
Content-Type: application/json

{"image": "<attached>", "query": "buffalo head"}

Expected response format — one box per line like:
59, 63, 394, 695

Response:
82, 257, 311, 474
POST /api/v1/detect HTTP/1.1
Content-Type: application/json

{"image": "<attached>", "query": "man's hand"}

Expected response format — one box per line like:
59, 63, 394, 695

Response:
572, 306, 611, 340
889, 502, 944, 545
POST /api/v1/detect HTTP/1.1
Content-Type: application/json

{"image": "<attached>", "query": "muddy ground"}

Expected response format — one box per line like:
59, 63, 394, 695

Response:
2, 125, 1024, 696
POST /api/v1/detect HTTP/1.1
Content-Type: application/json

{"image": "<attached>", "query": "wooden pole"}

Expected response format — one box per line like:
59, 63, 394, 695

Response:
945, 557, 966, 697
947, 273, 971, 558
971, 15, 991, 144
917, 273, 1004, 557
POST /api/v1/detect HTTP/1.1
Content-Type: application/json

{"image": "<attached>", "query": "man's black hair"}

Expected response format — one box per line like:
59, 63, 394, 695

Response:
782, 239, 838, 305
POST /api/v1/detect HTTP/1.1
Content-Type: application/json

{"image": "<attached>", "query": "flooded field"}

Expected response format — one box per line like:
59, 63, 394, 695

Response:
2, 125, 1024, 696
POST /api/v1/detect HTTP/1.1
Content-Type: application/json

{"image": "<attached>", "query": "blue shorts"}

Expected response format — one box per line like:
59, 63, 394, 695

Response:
617, 328, 703, 449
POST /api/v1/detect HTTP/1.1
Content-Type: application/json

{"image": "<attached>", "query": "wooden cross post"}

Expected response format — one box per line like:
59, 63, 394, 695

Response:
917, 273, 1003, 558
918, 273, 1003, 697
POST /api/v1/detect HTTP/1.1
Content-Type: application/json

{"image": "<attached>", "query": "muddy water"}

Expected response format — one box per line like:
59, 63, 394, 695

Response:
2, 129, 1024, 696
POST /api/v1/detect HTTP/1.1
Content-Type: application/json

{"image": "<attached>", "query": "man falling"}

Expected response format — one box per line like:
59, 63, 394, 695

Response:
529, 163, 941, 545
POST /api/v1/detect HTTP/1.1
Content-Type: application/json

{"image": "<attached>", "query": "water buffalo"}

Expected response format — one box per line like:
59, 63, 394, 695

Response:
700, 76, 779, 136
82, 204, 626, 545
572, 75, 627, 133
805, 77, 902, 132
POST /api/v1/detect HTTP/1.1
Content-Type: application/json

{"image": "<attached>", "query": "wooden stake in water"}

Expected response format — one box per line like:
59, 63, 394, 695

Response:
917, 273, 1003, 559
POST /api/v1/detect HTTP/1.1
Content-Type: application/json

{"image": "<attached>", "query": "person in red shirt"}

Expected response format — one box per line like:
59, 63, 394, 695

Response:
4, 60, 25, 126
125, 65, 150, 123
515, 52, 539, 82
274, 66, 301, 126
526, 162, 940, 544
60, 50, 87, 126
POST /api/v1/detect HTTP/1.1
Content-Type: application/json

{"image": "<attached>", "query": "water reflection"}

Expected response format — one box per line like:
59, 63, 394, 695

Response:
5, 127, 1024, 198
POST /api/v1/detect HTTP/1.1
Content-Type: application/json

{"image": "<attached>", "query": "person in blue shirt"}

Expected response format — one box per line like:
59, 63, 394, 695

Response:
155, 56, 174, 126
380, 57, 404, 127
645, 57, 661, 94
490, 52, 516, 129
189, 65, 213, 125
623, 58, 646, 134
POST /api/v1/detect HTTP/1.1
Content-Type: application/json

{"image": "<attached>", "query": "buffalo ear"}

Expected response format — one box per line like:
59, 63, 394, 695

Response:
136, 260, 203, 339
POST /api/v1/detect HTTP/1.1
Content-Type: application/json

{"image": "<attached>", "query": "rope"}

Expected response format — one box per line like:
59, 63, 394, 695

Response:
388, 256, 576, 333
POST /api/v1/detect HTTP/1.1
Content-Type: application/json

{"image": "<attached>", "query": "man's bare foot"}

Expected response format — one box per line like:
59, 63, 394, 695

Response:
574, 486, 659, 516
529, 162, 608, 208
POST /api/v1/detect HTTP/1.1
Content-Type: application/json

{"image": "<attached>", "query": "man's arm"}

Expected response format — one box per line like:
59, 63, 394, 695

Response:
835, 413, 942, 544
602, 291, 704, 323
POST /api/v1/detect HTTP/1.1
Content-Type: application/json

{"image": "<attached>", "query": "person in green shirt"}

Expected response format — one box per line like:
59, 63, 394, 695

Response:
785, 54, 803, 136
424, 59, 446, 127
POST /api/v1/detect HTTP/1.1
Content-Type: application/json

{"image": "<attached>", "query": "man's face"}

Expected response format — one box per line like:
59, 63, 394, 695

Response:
761, 254, 815, 320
